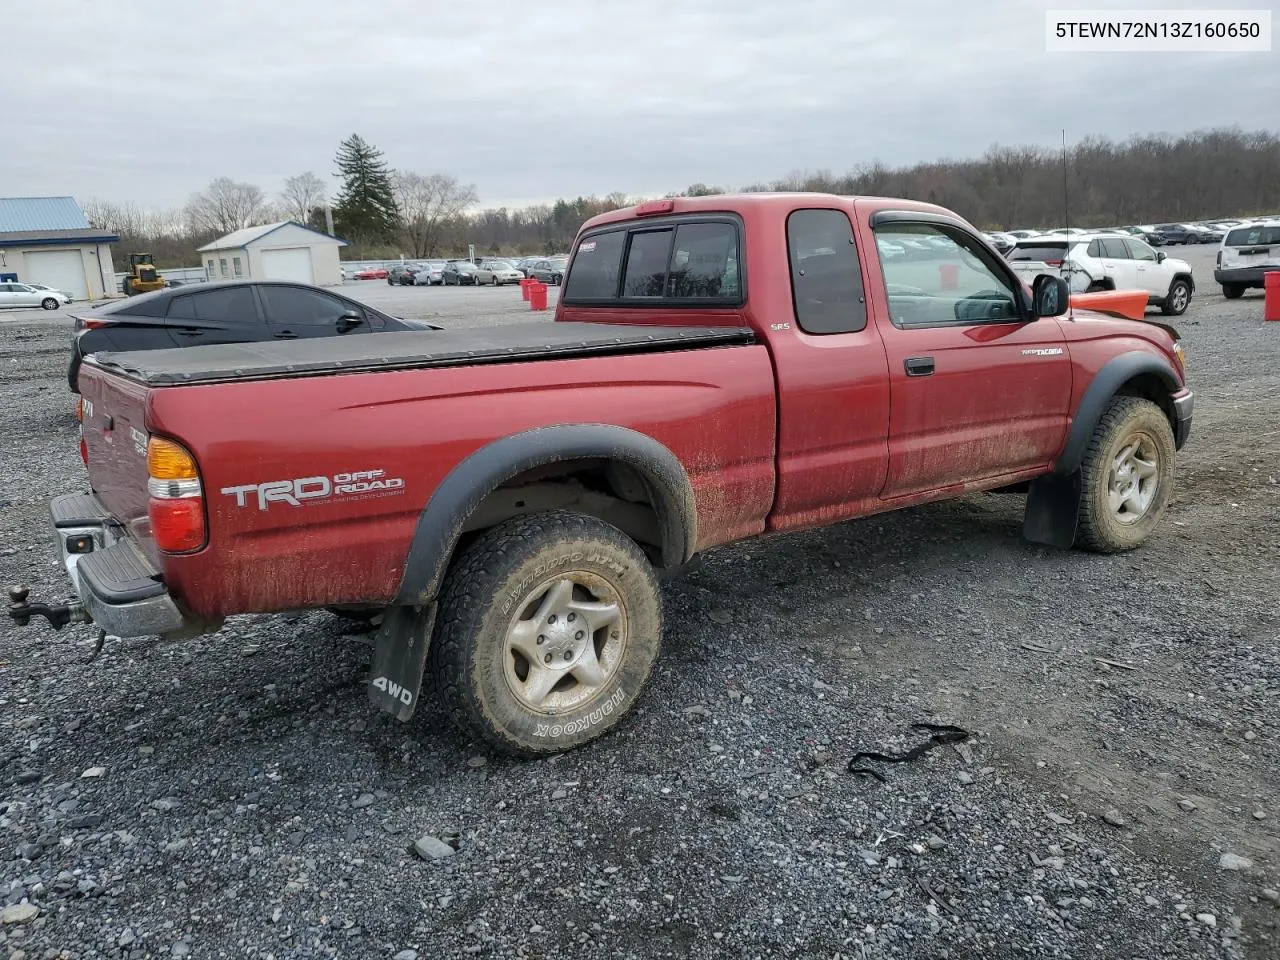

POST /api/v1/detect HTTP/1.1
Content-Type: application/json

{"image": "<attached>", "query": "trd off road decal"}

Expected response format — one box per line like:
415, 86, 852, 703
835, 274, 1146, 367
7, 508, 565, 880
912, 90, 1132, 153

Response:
221, 469, 406, 511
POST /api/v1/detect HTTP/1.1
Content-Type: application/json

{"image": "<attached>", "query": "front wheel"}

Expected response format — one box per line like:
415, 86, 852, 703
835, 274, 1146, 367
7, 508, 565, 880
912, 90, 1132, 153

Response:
1075, 396, 1175, 553
1222, 284, 1245, 300
1162, 278, 1191, 316
41, 298, 60, 311
430, 511, 662, 757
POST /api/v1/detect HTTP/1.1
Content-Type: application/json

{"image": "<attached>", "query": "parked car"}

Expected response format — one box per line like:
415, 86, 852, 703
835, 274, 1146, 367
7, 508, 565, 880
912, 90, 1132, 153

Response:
475, 260, 525, 286
1006, 229, 1041, 240
1007, 233, 1194, 315
1215, 220, 1280, 298
24, 282, 75, 303
388, 264, 424, 286
65, 281, 440, 391
983, 232, 1016, 254
441, 260, 480, 285
525, 257, 569, 285
1151, 224, 1199, 245
353, 266, 389, 280
0, 282, 69, 311
13, 193, 1192, 760
1115, 226, 1166, 247
413, 261, 447, 286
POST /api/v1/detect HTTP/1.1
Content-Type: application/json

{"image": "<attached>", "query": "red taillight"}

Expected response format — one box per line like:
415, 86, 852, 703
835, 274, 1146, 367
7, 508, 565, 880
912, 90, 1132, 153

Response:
149, 498, 206, 553
80, 318, 114, 330
1045, 259, 1064, 267
79, 437, 88, 466
146, 436, 206, 552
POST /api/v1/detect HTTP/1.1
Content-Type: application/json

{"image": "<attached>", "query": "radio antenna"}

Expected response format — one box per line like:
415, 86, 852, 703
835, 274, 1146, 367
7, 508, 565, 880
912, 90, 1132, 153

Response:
1061, 129, 1070, 237
1062, 129, 1072, 314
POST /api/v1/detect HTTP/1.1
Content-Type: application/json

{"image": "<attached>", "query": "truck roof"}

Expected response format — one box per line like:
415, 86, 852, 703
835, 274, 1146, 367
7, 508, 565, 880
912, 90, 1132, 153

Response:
578, 192, 967, 232
84, 322, 754, 387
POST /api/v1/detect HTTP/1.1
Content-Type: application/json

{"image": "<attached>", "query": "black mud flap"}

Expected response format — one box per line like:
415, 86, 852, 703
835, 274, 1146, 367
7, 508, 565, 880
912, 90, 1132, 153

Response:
1022, 471, 1081, 549
368, 604, 436, 722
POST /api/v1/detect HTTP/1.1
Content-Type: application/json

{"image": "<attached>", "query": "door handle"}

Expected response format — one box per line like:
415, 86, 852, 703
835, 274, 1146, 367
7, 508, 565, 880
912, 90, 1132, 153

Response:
904, 356, 935, 377
275, 331, 298, 339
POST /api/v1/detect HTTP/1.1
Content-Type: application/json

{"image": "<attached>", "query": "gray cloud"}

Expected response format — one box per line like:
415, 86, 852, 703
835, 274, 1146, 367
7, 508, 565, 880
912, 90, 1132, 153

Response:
5, 0, 1275, 209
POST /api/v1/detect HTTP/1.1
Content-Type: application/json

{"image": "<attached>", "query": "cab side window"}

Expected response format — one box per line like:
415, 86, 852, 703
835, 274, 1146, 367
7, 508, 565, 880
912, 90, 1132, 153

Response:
874, 222, 1021, 328
786, 209, 866, 334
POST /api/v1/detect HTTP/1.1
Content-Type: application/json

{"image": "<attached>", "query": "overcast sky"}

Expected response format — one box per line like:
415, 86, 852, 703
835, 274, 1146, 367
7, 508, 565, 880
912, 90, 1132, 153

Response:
6, 0, 1275, 212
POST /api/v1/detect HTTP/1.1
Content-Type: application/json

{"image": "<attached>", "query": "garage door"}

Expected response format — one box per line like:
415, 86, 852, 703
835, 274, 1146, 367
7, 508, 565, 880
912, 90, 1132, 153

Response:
25, 249, 88, 300
259, 247, 315, 284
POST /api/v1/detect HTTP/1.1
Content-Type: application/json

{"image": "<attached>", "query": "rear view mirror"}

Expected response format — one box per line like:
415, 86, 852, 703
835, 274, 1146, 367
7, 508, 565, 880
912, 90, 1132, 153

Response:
1156, 251, 1167, 263
1031, 274, 1069, 318
336, 310, 364, 332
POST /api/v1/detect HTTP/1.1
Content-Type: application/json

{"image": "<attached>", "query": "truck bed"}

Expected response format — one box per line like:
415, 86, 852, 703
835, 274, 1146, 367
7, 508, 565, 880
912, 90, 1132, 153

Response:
86, 322, 755, 386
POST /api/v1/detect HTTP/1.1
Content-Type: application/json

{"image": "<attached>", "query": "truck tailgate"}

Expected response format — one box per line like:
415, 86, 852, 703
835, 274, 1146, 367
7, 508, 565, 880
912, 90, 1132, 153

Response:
78, 367, 154, 554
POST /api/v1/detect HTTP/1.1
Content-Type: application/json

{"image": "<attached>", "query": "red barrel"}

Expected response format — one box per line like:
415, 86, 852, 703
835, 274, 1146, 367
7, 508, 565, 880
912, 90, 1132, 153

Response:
1265, 271, 1280, 322
529, 282, 548, 311
520, 277, 534, 301
939, 264, 960, 290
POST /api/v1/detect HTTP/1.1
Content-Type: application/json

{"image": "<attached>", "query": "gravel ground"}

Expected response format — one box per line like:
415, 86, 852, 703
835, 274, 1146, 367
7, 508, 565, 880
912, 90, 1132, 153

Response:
1, 277, 1277, 959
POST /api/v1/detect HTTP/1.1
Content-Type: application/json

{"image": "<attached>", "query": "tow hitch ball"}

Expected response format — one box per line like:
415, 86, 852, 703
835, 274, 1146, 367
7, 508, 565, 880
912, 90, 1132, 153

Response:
7, 585, 89, 630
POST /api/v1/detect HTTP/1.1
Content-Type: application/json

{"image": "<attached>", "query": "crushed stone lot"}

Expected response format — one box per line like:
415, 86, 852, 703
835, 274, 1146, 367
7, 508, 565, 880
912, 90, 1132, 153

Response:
1, 281, 1278, 959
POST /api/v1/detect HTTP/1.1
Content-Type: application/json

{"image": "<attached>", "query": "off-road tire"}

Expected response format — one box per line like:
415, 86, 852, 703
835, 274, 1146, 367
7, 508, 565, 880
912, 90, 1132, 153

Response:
1162, 278, 1191, 316
1075, 396, 1175, 553
430, 511, 662, 757
1222, 284, 1245, 300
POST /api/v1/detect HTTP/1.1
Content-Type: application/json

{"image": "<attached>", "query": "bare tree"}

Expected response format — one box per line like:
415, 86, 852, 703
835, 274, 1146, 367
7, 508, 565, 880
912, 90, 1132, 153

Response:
184, 177, 268, 236
280, 172, 328, 224
391, 172, 479, 257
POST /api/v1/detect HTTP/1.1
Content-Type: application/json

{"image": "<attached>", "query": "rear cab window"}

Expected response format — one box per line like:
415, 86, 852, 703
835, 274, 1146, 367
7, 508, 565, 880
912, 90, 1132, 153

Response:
563, 217, 742, 305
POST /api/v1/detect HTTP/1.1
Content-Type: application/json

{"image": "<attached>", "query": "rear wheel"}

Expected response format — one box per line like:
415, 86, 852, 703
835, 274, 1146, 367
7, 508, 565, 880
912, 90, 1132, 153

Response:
1075, 396, 1175, 553
1162, 278, 1191, 316
430, 511, 662, 757
1222, 284, 1245, 300
41, 297, 59, 311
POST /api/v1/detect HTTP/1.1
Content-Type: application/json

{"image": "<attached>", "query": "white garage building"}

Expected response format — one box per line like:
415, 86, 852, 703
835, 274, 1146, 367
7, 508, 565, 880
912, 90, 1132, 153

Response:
197, 222, 345, 286
0, 197, 119, 301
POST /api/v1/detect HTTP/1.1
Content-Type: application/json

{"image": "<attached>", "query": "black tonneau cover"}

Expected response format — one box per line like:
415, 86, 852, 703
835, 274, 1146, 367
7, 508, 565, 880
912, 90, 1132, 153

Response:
86, 321, 756, 387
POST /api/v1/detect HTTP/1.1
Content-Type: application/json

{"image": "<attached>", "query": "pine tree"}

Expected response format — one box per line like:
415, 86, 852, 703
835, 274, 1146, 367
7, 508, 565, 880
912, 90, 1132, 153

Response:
332, 134, 400, 244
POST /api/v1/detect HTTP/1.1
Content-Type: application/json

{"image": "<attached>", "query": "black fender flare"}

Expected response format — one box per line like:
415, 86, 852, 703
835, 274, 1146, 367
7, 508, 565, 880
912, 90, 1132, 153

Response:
1054, 350, 1180, 476
393, 424, 697, 605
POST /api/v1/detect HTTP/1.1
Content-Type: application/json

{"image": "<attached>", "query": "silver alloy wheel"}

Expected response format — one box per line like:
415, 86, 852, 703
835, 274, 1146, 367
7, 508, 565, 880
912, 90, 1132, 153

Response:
1107, 434, 1159, 523
502, 574, 627, 712
1170, 283, 1189, 312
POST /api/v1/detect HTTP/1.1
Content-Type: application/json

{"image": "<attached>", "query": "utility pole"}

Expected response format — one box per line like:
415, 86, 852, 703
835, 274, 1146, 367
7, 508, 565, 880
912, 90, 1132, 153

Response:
324, 205, 336, 237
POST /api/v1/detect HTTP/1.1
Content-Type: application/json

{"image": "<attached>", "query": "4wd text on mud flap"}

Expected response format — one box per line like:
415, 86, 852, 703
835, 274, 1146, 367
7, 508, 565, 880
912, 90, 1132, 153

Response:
221, 469, 406, 511
371, 676, 413, 705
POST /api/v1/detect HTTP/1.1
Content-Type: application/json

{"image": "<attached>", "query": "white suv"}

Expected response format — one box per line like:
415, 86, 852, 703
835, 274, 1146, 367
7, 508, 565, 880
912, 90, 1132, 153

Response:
1215, 220, 1280, 299
1008, 233, 1194, 316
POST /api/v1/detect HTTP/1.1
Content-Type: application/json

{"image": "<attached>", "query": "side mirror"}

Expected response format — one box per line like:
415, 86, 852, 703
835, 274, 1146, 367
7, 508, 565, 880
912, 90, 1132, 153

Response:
1031, 274, 1070, 319
1156, 251, 1167, 263
336, 310, 364, 332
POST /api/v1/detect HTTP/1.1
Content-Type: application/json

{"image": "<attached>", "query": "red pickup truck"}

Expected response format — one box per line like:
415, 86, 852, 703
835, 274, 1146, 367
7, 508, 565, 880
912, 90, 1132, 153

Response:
9, 194, 1192, 757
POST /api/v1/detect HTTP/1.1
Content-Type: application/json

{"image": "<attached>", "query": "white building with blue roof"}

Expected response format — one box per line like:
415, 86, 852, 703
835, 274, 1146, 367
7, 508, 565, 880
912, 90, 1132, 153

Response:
0, 197, 119, 301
